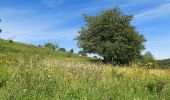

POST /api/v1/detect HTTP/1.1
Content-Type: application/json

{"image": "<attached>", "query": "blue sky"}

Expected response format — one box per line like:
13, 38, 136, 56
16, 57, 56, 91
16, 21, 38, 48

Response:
0, 0, 170, 59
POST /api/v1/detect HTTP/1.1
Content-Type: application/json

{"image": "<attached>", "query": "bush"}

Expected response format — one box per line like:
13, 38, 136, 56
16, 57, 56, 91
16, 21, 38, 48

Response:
140, 51, 157, 69
58, 48, 66, 52
44, 42, 58, 51
9, 40, 13, 43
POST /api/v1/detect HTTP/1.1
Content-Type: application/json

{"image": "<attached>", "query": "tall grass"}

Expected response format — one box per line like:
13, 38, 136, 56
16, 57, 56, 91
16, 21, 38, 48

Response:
0, 53, 170, 100
0, 40, 170, 99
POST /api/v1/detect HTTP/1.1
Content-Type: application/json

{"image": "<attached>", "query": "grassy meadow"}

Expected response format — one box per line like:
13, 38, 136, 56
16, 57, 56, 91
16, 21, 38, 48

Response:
0, 39, 170, 100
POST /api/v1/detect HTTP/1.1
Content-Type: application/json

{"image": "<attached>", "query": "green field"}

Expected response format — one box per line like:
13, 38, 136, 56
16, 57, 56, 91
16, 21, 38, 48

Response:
0, 39, 170, 100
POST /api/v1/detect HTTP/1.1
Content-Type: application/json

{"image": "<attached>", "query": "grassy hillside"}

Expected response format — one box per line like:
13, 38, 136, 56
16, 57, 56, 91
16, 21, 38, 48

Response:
0, 39, 86, 58
157, 59, 170, 69
0, 39, 170, 100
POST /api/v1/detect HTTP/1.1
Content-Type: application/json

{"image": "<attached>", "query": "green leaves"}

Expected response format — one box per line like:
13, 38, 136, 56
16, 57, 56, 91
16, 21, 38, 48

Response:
44, 42, 58, 51
76, 6, 146, 64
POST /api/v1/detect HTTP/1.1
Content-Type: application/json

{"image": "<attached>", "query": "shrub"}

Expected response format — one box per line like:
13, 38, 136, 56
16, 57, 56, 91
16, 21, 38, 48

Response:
58, 48, 66, 52
44, 42, 58, 51
9, 40, 13, 43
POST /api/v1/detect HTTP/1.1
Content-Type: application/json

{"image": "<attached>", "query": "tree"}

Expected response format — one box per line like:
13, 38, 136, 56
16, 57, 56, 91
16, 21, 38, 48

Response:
44, 42, 58, 51
38, 44, 43, 47
78, 50, 87, 56
69, 48, 74, 53
75, 7, 146, 64
143, 51, 154, 61
58, 48, 66, 52
142, 51, 156, 68
67, 49, 74, 57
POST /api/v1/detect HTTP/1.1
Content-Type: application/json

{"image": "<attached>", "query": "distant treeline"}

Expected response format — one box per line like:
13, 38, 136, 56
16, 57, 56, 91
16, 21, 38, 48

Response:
157, 59, 170, 69
38, 42, 87, 57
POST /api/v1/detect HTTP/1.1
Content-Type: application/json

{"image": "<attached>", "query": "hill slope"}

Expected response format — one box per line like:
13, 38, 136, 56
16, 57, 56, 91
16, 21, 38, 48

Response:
0, 39, 170, 100
157, 59, 170, 69
0, 39, 89, 61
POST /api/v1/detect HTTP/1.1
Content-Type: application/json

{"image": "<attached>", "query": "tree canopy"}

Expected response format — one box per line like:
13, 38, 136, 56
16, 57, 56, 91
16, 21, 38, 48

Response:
75, 7, 146, 64
58, 48, 66, 52
69, 48, 74, 53
143, 51, 155, 61
44, 42, 58, 51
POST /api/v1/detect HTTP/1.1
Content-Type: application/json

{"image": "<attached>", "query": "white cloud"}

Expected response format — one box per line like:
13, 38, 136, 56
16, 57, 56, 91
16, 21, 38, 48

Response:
13, 27, 78, 42
0, 17, 56, 38
0, 7, 80, 40
135, 3, 170, 20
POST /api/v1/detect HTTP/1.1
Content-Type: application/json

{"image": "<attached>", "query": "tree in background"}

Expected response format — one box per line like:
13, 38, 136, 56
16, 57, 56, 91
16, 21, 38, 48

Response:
142, 51, 156, 68
78, 50, 87, 57
143, 51, 154, 61
69, 49, 74, 54
67, 49, 74, 57
38, 44, 43, 47
58, 48, 66, 52
75, 6, 146, 64
44, 42, 58, 51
